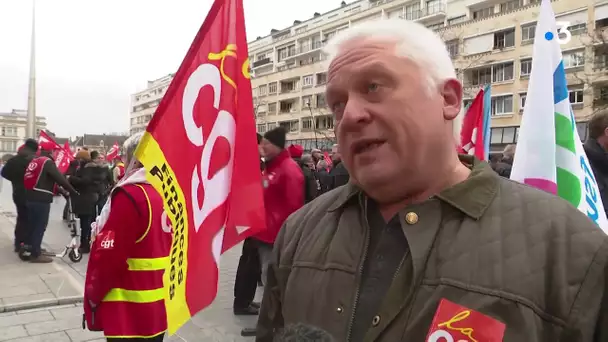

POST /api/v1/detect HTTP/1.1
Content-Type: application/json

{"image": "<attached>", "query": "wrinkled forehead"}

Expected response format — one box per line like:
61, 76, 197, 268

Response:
327, 38, 397, 78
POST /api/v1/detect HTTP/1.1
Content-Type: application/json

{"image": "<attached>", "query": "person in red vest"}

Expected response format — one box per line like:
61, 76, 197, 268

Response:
111, 156, 125, 183
22, 149, 78, 263
83, 132, 171, 341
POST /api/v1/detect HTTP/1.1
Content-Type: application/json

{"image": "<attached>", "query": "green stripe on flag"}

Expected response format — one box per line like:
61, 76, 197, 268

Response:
555, 112, 575, 153
556, 167, 581, 207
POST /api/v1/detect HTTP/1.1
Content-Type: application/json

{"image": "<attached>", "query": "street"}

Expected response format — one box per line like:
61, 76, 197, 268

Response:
0, 181, 260, 341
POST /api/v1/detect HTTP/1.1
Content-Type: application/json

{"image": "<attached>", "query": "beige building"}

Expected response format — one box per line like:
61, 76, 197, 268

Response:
248, 0, 608, 152
0, 109, 47, 159
129, 74, 174, 135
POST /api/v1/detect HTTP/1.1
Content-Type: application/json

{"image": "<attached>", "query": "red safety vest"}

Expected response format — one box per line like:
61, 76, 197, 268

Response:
23, 157, 51, 193
88, 183, 171, 338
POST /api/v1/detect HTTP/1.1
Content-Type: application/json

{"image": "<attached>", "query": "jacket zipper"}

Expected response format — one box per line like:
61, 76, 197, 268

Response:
346, 213, 371, 342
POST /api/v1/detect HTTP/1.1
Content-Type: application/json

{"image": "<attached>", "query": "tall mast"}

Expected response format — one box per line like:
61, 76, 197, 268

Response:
26, 0, 37, 139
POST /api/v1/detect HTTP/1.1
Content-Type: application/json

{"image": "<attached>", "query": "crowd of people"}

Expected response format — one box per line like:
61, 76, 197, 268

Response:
1, 142, 125, 263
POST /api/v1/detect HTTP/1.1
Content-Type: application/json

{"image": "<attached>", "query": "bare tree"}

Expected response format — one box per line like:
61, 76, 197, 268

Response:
571, 25, 608, 119
253, 96, 267, 123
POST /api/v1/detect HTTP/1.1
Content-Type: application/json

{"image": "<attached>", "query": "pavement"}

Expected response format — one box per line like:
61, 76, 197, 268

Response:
0, 182, 260, 341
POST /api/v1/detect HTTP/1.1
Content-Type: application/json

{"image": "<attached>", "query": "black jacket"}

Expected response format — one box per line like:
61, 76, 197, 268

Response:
293, 158, 318, 203
328, 160, 350, 190
69, 161, 110, 215
584, 139, 608, 217
25, 157, 76, 203
1, 150, 35, 204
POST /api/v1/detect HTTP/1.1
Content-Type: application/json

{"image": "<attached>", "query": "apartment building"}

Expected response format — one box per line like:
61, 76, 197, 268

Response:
248, 0, 608, 152
0, 109, 47, 159
129, 74, 174, 135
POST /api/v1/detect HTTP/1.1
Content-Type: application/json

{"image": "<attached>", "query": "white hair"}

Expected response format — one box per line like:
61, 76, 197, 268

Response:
123, 132, 144, 164
323, 19, 463, 140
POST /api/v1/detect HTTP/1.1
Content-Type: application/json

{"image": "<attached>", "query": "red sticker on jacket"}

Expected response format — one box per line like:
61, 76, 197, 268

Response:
426, 299, 505, 342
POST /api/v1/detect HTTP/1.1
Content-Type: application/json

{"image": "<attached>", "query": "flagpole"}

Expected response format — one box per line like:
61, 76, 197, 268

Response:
26, 0, 37, 139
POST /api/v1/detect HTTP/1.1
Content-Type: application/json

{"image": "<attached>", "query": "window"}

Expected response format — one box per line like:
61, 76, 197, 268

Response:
258, 85, 267, 96
1, 126, 17, 137
302, 75, 314, 87
302, 95, 313, 107
569, 88, 584, 104
521, 24, 536, 42
277, 47, 286, 62
494, 29, 515, 49
405, 3, 421, 20
472, 7, 493, 20
315, 116, 334, 130
268, 102, 277, 114
287, 45, 296, 57
448, 15, 467, 25
280, 80, 297, 93
279, 120, 299, 133
267, 122, 277, 130
490, 127, 519, 144
559, 23, 586, 39
2, 140, 17, 151
563, 50, 585, 68
279, 101, 295, 113
257, 124, 267, 133
316, 73, 327, 85
469, 67, 492, 86
492, 62, 514, 83
316, 93, 327, 107
491, 95, 514, 115
519, 93, 527, 112
295, 26, 307, 34
302, 118, 313, 131
520, 59, 532, 77
446, 40, 459, 58
500, 0, 522, 12
268, 82, 277, 94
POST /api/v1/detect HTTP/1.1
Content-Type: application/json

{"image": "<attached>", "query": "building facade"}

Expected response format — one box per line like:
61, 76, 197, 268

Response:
129, 74, 175, 135
0, 109, 47, 159
248, 0, 608, 152
72, 134, 129, 155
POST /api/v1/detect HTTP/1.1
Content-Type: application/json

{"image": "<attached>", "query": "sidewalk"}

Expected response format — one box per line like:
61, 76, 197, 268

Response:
0, 212, 84, 314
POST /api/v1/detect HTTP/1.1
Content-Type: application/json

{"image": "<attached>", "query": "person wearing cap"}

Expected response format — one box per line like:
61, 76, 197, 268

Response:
288, 144, 318, 203
1, 139, 39, 252
241, 127, 304, 337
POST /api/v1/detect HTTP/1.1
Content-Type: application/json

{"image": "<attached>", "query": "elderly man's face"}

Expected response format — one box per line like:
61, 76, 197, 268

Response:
326, 39, 462, 200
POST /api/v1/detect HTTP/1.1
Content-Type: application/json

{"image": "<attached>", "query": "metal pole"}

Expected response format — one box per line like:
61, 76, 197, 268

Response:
26, 0, 37, 139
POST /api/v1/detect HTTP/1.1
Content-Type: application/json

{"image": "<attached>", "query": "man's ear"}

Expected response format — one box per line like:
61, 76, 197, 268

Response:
441, 78, 463, 121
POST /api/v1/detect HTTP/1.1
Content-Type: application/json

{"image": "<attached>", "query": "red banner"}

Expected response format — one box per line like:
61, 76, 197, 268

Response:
459, 89, 486, 160
133, 0, 264, 334
38, 131, 74, 173
105, 141, 120, 162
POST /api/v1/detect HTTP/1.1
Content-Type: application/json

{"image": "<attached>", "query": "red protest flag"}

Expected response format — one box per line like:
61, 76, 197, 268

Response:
133, 0, 265, 334
459, 88, 486, 160
105, 141, 120, 162
38, 130, 59, 151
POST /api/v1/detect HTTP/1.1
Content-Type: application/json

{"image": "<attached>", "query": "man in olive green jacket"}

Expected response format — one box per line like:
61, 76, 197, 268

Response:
256, 19, 608, 342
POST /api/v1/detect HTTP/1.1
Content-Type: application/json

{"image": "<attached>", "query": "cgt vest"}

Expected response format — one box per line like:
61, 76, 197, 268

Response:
23, 157, 52, 194
91, 183, 172, 338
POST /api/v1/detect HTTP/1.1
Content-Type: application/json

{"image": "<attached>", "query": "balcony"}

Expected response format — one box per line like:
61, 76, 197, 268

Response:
400, 3, 446, 22
252, 58, 272, 69
297, 41, 324, 54
594, 55, 608, 70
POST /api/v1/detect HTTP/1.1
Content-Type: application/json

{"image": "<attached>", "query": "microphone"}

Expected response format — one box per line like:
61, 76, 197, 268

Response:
274, 323, 335, 342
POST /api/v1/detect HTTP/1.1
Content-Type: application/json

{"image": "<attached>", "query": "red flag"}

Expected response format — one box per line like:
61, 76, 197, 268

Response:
426, 299, 505, 341
105, 141, 120, 162
323, 151, 332, 171
38, 131, 58, 151
37, 131, 73, 173
133, 0, 264, 334
459, 88, 486, 160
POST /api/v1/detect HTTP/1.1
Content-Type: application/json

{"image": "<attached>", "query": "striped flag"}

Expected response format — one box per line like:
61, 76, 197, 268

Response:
510, 0, 608, 233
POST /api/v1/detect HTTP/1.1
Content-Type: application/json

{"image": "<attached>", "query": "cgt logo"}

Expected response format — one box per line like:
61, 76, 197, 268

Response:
426, 299, 505, 342
99, 231, 116, 249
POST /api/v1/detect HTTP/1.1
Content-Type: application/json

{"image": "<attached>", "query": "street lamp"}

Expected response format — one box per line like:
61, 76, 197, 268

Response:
306, 101, 319, 149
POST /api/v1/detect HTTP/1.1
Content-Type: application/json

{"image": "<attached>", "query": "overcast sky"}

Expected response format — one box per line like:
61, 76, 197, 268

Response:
0, 0, 339, 138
